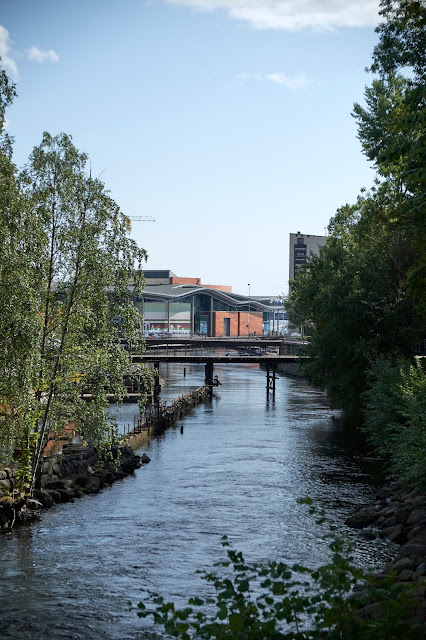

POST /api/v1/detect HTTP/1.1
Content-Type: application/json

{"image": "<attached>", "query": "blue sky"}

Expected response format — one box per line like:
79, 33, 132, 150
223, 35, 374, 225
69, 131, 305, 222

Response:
1, 0, 381, 296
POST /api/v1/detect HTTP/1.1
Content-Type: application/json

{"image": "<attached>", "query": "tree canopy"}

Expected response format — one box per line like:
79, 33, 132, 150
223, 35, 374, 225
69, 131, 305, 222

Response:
287, 0, 426, 438
0, 70, 152, 490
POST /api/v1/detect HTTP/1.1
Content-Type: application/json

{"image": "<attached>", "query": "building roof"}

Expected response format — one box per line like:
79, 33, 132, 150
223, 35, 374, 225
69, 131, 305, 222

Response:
137, 283, 279, 311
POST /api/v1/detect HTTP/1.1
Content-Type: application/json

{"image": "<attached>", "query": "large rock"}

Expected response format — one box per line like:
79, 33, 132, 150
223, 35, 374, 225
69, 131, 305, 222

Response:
393, 557, 414, 572
47, 489, 62, 503
0, 479, 12, 493
84, 476, 101, 494
56, 488, 75, 502
33, 489, 54, 508
345, 508, 378, 529
396, 534, 426, 564
95, 468, 114, 485
26, 498, 43, 511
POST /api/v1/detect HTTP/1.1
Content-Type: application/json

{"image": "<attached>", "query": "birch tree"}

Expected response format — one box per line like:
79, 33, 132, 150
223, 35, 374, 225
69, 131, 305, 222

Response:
22, 132, 152, 490
0, 69, 42, 474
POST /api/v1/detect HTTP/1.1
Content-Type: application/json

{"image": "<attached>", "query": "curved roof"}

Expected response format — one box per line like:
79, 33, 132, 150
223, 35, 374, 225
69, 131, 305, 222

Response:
136, 283, 279, 311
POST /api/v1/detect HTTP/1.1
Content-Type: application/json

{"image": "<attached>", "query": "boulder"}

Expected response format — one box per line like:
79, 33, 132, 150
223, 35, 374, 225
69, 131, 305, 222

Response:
393, 557, 414, 572
413, 568, 426, 581
74, 475, 88, 488
345, 508, 377, 528
407, 523, 426, 541
93, 468, 114, 486
382, 515, 397, 528
56, 488, 75, 502
396, 535, 426, 564
407, 509, 425, 526
26, 498, 43, 511
84, 476, 101, 494
141, 453, 151, 464
33, 489, 54, 508
51, 478, 76, 491
380, 524, 403, 539
17, 506, 39, 523
47, 489, 62, 503
395, 507, 412, 525
0, 479, 12, 493
397, 569, 414, 581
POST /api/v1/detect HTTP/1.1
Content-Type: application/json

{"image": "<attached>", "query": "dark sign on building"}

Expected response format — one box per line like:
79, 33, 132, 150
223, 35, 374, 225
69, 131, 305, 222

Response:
294, 237, 307, 275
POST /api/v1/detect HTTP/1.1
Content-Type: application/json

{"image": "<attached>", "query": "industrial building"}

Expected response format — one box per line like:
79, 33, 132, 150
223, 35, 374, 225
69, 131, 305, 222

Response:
133, 270, 285, 337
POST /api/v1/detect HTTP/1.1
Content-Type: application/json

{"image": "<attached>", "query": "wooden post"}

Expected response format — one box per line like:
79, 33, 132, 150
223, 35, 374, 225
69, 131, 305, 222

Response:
205, 362, 214, 388
153, 361, 161, 400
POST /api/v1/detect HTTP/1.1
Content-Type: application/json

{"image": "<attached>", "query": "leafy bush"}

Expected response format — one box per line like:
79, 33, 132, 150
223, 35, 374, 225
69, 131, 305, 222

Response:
364, 356, 426, 490
130, 501, 426, 639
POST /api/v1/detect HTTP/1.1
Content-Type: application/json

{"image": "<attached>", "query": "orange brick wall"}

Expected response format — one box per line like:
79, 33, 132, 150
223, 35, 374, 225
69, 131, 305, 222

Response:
238, 312, 263, 336
170, 276, 201, 285
213, 312, 239, 336
212, 311, 263, 337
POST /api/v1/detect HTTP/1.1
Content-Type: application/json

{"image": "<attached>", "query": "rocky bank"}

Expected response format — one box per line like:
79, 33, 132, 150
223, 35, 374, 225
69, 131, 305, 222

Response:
346, 484, 426, 623
0, 443, 149, 530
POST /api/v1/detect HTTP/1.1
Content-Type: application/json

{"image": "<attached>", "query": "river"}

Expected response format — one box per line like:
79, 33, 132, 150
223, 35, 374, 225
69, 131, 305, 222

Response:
0, 359, 394, 639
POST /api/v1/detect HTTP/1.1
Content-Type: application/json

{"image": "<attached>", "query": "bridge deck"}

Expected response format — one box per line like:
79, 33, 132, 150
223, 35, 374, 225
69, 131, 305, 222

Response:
132, 354, 301, 364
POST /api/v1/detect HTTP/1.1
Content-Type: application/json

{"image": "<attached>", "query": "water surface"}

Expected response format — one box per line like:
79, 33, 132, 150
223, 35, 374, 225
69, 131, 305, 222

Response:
0, 361, 392, 639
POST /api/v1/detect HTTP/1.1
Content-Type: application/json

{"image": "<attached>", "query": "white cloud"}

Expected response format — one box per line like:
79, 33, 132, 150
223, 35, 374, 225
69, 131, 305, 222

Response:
266, 72, 311, 90
26, 46, 59, 64
0, 25, 19, 79
236, 71, 311, 90
166, 0, 380, 31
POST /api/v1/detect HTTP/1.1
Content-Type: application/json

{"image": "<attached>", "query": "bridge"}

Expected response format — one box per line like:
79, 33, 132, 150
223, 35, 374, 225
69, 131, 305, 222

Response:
143, 336, 300, 349
132, 352, 303, 397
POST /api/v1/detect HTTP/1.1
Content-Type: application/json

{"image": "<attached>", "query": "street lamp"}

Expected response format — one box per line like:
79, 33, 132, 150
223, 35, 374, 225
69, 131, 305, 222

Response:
248, 284, 251, 336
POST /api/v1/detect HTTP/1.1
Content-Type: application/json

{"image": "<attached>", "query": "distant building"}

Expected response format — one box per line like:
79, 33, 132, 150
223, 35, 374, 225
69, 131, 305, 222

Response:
289, 232, 327, 282
132, 270, 286, 337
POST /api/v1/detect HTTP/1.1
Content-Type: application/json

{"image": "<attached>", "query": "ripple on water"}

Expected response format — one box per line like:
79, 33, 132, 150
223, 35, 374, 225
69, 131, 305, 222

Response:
0, 364, 393, 639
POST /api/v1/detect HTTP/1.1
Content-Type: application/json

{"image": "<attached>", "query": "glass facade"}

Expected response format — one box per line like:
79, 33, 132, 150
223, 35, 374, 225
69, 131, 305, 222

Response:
134, 291, 285, 336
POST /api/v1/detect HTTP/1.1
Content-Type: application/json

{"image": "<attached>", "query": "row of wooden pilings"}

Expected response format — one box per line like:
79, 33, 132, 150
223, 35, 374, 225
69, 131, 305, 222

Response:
205, 360, 277, 398
124, 385, 211, 448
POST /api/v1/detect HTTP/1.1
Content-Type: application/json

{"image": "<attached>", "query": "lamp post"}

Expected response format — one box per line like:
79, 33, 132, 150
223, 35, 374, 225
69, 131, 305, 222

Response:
248, 283, 251, 336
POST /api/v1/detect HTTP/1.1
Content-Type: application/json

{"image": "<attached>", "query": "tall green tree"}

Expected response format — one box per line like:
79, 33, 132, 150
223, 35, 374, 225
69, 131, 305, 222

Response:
21, 131, 152, 490
287, 190, 418, 418
0, 68, 42, 471
0, 66, 153, 489
287, 0, 425, 420
353, 0, 426, 314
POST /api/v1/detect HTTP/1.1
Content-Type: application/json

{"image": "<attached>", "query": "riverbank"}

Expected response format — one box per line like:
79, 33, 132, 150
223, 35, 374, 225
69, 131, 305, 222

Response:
346, 484, 426, 623
0, 444, 145, 530
124, 384, 211, 449
0, 385, 212, 531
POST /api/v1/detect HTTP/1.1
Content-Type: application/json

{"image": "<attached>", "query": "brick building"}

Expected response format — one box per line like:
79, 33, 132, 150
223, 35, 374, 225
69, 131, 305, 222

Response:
132, 270, 283, 337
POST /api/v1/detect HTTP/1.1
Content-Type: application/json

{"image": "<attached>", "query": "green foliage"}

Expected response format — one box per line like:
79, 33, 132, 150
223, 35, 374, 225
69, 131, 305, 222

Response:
130, 504, 426, 639
287, 0, 426, 421
364, 357, 426, 490
355, 0, 426, 314
21, 131, 153, 488
0, 66, 153, 489
362, 356, 409, 454
286, 192, 420, 418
